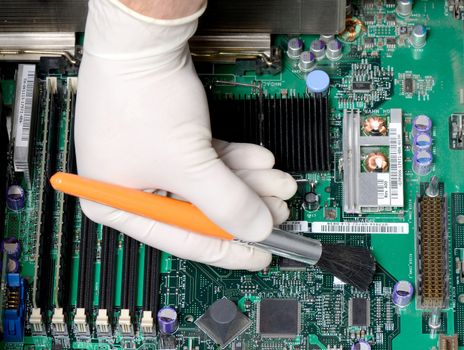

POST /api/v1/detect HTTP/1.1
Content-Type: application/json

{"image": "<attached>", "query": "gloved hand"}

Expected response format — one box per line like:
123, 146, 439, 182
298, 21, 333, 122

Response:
75, 0, 297, 270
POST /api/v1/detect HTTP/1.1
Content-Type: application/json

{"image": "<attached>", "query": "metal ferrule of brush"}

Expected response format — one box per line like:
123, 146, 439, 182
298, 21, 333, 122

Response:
251, 228, 323, 265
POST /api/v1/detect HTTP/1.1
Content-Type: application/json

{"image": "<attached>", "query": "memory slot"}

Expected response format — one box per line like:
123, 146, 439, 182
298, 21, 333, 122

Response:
37, 78, 62, 317
56, 77, 78, 311
143, 246, 160, 315
77, 215, 97, 312
99, 227, 118, 313
121, 235, 139, 314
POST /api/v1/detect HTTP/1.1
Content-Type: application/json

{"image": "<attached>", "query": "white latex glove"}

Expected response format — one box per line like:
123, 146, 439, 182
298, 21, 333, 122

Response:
75, 0, 297, 271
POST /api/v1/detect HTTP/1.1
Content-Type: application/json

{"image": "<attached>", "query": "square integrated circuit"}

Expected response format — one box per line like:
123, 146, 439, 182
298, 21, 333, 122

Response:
257, 299, 301, 337
348, 298, 371, 327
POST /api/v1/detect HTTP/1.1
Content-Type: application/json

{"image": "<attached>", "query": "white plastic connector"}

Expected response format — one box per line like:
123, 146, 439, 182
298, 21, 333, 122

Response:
95, 309, 111, 336
141, 311, 155, 335
51, 308, 67, 334
74, 308, 89, 335
119, 309, 133, 335
30, 308, 45, 333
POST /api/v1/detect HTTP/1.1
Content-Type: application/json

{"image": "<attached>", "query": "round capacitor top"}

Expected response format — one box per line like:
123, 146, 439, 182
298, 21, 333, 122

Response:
306, 70, 330, 93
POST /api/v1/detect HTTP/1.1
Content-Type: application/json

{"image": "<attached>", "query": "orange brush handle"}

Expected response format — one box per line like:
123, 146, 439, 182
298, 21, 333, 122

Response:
50, 172, 234, 240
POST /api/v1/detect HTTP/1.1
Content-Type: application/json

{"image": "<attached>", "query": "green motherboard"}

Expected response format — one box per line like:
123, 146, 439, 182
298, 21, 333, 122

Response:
1, 1, 464, 349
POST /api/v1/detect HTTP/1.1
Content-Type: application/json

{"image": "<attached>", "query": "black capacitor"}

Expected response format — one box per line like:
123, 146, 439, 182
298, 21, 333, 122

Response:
304, 192, 320, 211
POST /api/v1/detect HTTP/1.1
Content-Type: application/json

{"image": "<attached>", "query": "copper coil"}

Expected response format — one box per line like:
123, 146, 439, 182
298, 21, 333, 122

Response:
365, 152, 389, 172
340, 17, 367, 42
363, 116, 388, 136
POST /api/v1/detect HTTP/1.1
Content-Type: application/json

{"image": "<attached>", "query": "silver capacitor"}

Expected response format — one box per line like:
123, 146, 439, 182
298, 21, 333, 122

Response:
326, 39, 343, 61
298, 51, 316, 72
287, 38, 304, 59
392, 281, 414, 307
396, 0, 413, 17
320, 34, 335, 43
310, 39, 326, 60
412, 114, 432, 136
410, 24, 427, 48
413, 150, 433, 175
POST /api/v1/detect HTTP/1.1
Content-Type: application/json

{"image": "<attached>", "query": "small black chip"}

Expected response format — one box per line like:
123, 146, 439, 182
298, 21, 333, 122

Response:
258, 299, 300, 337
279, 257, 306, 271
364, 37, 375, 48
385, 0, 396, 6
364, 15, 375, 24
386, 38, 397, 46
404, 78, 414, 93
348, 298, 370, 327
352, 81, 372, 92
385, 14, 396, 24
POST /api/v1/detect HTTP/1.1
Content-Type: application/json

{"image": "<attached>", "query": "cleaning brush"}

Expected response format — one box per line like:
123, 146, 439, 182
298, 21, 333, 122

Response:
50, 172, 376, 291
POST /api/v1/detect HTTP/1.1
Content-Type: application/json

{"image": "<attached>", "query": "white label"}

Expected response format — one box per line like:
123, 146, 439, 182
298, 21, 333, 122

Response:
279, 221, 309, 232
311, 222, 409, 234
389, 123, 404, 206
377, 173, 390, 206
13, 64, 35, 172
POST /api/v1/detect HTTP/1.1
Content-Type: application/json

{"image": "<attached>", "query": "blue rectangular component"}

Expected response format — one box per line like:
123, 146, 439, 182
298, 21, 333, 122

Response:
3, 273, 26, 342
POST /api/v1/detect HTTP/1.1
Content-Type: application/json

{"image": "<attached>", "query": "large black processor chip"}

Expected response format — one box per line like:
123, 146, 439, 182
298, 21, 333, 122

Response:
257, 299, 300, 337
348, 298, 371, 327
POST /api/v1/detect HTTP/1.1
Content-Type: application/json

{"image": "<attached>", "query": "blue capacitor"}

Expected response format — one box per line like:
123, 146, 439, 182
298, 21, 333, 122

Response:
306, 70, 330, 94
413, 132, 432, 152
1, 237, 21, 258
157, 306, 179, 334
413, 150, 433, 175
1, 257, 20, 274
392, 280, 414, 307
412, 115, 432, 136
6, 185, 26, 211
352, 340, 371, 350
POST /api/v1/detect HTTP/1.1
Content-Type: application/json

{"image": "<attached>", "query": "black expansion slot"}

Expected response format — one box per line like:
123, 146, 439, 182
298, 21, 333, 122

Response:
37, 81, 62, 314
0, 86, 7, 237
143, 246, 160, 315
77, 215, 97, 312
99, 227, 118, 313
121, 235, 139, 314
58, 80, 78, 311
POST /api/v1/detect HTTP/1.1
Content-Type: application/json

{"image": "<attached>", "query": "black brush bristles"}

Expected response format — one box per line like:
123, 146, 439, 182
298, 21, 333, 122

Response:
316, 244, 377, 291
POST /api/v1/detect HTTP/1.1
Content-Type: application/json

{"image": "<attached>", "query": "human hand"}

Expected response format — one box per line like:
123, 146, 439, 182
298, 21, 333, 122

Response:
75, 0, 297, 270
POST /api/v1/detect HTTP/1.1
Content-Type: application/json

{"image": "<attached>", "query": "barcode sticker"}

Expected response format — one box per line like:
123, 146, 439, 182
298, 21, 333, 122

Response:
279, 221, 309, 232
13, 64, 36, 172
311, 222, 409, 234
389, 122, 403, 206
377, 173, 390, 206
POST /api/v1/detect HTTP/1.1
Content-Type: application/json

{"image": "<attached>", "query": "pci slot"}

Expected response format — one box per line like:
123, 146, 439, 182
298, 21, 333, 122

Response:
141, 246, 160, 336
30, 77, 58, 335
415, 195, 449, 310
452, 193, 464, 345
51, 77, 77, 344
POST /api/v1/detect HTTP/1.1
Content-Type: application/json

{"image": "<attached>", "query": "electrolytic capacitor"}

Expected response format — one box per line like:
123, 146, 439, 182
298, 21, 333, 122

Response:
413, 150, 433, 175
412, 114, 432, 136
298, 51, 316, 72
352, 340, 371, 350
412, 132, 432, 152
309, 39, 326, 60
1, 237, 21, 258
287, 38, 304, 59
410, 24, 427, 48
7, 257, 20, 273
396, 0, 413, 17
157, 306, 179, 334
326, 39, 343, 61
6, 185, 26, 211
319, 34, 335, 43
304, 192, 320, 211
392, 280, 414, 307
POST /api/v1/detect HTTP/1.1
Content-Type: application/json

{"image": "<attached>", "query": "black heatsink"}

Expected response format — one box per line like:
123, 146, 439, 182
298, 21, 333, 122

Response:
210, 94, 331, 172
